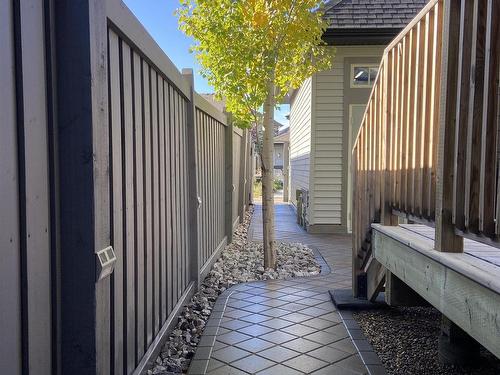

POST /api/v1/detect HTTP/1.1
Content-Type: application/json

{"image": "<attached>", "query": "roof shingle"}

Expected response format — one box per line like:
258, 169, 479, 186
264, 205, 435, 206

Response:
324, 0, 428, 30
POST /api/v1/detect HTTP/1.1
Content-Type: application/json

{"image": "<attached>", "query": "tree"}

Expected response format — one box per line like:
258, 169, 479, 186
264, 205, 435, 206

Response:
178, 0, 333, 269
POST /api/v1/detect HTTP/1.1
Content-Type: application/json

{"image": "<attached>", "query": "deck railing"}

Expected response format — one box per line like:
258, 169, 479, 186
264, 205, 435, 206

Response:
352, 0, 500, 298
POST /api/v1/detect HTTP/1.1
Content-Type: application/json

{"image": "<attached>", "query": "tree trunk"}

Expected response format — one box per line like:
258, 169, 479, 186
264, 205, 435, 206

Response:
262, 82, 276, 269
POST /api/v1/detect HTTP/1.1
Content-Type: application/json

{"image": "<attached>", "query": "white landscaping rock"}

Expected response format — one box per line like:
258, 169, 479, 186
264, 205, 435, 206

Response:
148, 207, 321, 374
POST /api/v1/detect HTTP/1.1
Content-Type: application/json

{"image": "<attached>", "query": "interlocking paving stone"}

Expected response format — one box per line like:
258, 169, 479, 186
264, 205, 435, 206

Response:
189, 360, 209, 374
220, 319, 251, 331
259, 318, 293, 329
256, 363, 303, 375
259, 331, 296, 345
257, 345, 300, 362
283, 354, 329, 373
302, 317, 337, 330
260, 299, 288, 307
329, 338, 358, 355
217, 331, 252, 345
260, 307, 290, 318
239, 313, 271, 324
206, 359, 225, 372
246, 295, 270, 304
194, 346, 213, 360
311, 363, 365, 375
304, 331, 341, 345
241, 304, 270, 313
280, 323, 318, 337
279, 302, 308, 312
282, 337, 323, 352
213, 341, 228, 351
359, 350, 383, 365
300, 306, 331, 316
188, 203, 373, 374
235, 337, 275, 352
231, 354, 275, 373
308, 346, 352, 363
224, 309, 252, 319
281, 312, 313, 323
335, 354, 369, 374
235, 324, 274, 337
208, 365, 248, 374
212, 346, 250, 363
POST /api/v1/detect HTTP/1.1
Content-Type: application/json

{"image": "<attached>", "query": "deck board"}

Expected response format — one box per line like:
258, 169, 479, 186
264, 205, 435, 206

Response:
400, 224, 500, 267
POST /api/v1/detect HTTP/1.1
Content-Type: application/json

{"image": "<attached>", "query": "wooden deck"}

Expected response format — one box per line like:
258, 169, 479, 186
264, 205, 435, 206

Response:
372, 223, 500, 359
400, 224, 500, 268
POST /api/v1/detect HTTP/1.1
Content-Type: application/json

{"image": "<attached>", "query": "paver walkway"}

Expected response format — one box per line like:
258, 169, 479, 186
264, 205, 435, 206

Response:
188, 203, 382, 375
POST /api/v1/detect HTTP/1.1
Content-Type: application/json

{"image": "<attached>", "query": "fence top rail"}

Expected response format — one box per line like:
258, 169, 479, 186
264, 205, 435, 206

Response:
194, 92, 228, 126
384, 0, 439, 53
106, 0, 191, 98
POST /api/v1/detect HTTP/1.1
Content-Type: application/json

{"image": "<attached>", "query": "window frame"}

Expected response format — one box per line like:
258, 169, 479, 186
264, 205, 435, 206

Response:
350, 64, 380, 89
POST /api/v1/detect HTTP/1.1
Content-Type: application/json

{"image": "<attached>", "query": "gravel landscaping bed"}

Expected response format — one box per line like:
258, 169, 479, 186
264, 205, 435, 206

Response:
148, 208, 321, 374
353, 307, 500, 375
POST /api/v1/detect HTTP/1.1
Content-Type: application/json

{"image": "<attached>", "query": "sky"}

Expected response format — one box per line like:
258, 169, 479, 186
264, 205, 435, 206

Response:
123, 0, 290, 127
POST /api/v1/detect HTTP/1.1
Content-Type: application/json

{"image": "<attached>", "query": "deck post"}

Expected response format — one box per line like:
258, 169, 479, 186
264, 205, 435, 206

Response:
435, 0, 463, 252
385, 271, 428, 306
439, 315, 480, 365
224, 113, 234, 243
182, 69, 200, 287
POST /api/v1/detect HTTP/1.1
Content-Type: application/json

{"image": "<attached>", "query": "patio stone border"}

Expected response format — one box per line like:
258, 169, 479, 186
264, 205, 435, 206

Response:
337, 309, 388, 375
188, 248, 331, 374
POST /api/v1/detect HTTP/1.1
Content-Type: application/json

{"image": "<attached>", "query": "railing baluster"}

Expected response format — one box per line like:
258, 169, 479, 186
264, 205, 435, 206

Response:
407, 28, 417, 215
480, 0, 499, 236
453, 0, 474, 231
414, 20, 425, 217
464, 0, 487, 233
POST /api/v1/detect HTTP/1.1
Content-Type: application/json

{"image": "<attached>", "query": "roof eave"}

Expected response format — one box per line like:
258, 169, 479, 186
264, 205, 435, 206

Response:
322, 27, 401, 46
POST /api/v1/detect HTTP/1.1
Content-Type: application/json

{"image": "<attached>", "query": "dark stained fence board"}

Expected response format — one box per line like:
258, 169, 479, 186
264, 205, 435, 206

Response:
158, 74, 167, 325
0, 0, 22, 372
109, 30, 125, 375
19, 0, 53, 372
121, 41, 136, 373
132, 51, 145, 361
142, 59, 154, 348
169, 85, 178, 307
164, 81, 173, 316
0, 0, 253, 372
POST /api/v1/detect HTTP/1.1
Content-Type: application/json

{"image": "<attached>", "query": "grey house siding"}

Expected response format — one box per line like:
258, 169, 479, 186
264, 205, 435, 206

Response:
311, 46, 385, 232
289, 77, 312, 211
289, 46, 385, 233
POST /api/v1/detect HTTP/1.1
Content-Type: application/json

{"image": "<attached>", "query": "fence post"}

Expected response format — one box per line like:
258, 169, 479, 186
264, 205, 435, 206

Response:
224, 114, 234, 243
239, 130, 248, 222
435, 0, 463, 252
55, 0, 110, 373
182, 69, 200, 287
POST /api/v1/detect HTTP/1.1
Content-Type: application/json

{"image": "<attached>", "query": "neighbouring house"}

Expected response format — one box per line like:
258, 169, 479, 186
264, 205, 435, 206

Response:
273, 127, 290, 201
287, 0, 426, 233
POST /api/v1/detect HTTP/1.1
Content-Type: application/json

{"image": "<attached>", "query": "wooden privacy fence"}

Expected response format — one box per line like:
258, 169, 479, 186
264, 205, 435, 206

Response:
352, 0, 500, 298
0, 0, 252, 374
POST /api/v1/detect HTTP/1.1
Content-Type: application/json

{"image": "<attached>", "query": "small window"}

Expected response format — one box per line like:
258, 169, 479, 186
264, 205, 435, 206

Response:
351, 64, 379, 88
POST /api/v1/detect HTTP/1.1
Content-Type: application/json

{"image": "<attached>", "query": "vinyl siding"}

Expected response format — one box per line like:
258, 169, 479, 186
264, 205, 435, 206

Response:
289, 77, 312, 209
310, 46, 385, 226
